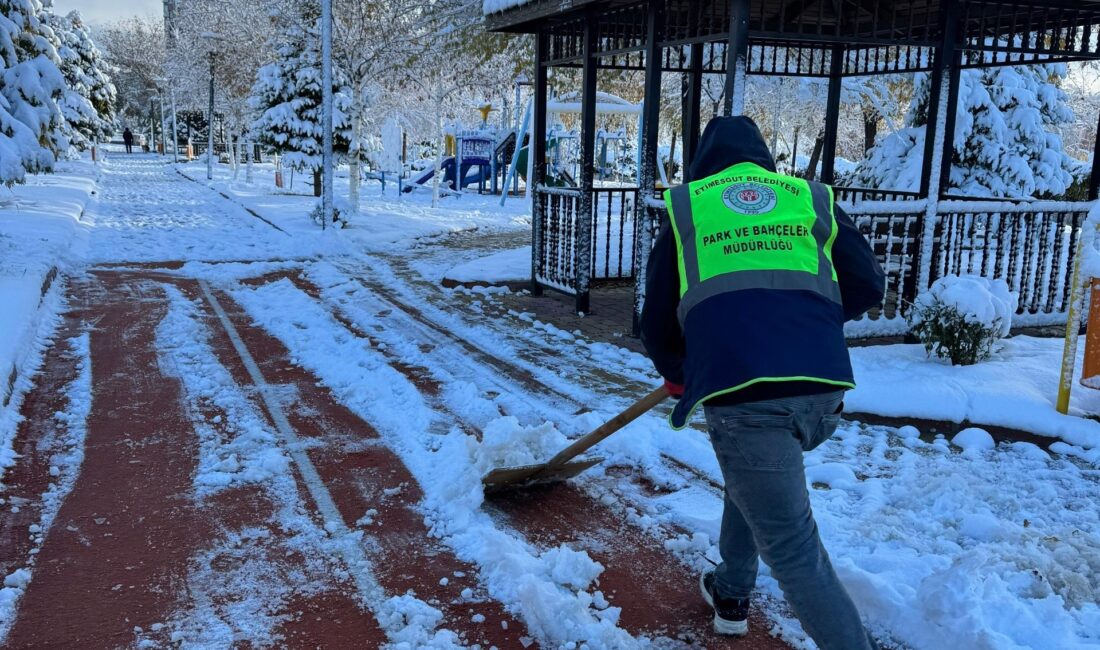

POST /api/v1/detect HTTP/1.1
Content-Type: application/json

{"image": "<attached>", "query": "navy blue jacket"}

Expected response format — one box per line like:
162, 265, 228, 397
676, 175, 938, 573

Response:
641, 117, 885, 426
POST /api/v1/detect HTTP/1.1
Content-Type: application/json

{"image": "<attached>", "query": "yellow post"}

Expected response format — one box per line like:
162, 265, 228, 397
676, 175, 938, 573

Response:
478, 103, 493, 126
1057, 216, 1100, 413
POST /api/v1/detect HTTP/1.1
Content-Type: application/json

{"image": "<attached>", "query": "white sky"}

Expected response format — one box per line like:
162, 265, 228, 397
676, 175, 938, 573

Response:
52, 0, 162, 24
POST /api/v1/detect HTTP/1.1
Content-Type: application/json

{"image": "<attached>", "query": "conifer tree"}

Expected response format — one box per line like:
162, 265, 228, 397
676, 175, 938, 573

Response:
44, 9, 116, 150
249, 4, 350, 196
856, 64, 1076, 198
0, 0, 67, 184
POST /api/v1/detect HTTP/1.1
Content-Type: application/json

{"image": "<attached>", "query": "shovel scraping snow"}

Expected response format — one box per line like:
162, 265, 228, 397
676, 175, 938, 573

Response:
482, 386, 669, 495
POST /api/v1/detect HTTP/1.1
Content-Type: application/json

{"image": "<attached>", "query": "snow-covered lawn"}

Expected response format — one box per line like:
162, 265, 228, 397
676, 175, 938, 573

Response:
848, 336, 1100, 448
175, 159, 531, 251
0, 155, 95, 414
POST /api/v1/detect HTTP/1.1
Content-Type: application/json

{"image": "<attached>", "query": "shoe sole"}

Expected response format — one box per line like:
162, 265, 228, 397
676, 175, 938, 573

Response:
699, 574, 749, 637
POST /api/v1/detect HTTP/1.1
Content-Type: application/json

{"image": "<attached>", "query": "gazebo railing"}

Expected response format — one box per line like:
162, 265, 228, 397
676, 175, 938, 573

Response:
534, 186, 1091, 335
932, 200, 1088, 324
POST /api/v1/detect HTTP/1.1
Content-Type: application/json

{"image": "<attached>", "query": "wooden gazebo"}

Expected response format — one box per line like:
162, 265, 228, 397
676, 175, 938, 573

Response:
486, 0, 1100, 335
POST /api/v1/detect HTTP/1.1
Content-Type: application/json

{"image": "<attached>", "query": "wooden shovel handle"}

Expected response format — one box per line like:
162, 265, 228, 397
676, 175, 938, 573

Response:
545, 386, 670, 470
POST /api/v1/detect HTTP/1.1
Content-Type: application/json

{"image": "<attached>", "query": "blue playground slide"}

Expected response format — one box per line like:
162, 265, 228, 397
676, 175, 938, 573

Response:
402, 157, 488, 193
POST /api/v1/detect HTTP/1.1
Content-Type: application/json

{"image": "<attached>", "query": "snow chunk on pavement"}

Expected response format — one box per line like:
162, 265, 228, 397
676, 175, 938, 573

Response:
806, 462, 859, 490
952, 428, 995, 455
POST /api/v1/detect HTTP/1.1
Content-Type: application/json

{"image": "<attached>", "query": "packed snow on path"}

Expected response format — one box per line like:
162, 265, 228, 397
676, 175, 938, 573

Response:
176, 159, 531, 253
84, 154, 342, 264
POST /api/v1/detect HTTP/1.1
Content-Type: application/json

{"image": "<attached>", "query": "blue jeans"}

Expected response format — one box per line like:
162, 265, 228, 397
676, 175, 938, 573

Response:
704, 391, 877, 650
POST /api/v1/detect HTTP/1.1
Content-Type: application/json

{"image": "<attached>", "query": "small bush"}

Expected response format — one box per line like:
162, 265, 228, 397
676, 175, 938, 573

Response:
908, 275, 1017, 366
309, 199, 351, 229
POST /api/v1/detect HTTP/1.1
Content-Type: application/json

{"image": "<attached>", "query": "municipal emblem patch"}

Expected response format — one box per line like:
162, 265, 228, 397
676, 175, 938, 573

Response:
722, 182, 777, 215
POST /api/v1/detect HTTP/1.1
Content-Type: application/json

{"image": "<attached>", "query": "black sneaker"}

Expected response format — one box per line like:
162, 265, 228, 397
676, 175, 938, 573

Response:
699, 571, 750, 636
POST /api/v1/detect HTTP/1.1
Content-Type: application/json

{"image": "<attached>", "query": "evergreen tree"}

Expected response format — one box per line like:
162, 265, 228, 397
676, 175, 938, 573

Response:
856, 64, 1076, 198
249, 5, 350, 194
0, 0, 67, 184
44, 8, 116, 150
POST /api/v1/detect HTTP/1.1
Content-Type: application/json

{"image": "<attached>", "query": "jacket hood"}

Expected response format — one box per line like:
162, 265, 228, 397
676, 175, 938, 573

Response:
688, 116, 777, 182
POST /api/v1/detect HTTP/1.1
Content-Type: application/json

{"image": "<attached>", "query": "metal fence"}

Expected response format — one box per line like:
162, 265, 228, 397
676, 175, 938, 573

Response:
531, 186, 1091, 335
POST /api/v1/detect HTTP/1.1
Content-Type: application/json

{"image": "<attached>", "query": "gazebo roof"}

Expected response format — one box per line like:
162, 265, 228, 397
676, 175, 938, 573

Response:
486, 0, 1100, 66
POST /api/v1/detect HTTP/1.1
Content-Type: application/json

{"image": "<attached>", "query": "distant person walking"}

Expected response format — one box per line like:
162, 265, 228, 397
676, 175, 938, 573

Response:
123, 128, 134, 154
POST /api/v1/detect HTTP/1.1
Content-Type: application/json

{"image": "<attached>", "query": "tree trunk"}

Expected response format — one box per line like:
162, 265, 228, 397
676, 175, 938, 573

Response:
862, 106, 879, 154
245, 142, 254, 184
230, 136, 240, 182
431, 81, 445, 209
313, 168, 322, 197
805, 128, 825, 181
349, 121, 360, 214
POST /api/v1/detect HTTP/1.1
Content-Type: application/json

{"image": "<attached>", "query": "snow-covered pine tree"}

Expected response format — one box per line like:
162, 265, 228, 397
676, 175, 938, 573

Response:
43, 8, 116, 151
0, 0, 67, 184
249, 4, 349, 197
856, 64, 1076, 198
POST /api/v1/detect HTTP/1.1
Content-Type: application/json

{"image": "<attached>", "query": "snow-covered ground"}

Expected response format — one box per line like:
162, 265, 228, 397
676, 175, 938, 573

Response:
175, 159, 531, 252
0, 156, 97, 406
1, 150, 1098, 649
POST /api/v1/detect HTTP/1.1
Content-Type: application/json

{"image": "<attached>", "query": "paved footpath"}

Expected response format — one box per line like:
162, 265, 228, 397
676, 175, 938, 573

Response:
0, 156, 797, 649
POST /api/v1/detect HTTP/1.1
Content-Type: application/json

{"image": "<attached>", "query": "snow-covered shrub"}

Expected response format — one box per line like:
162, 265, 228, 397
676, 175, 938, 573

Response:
908, 275, 1017, 366
308, 198, 351, 229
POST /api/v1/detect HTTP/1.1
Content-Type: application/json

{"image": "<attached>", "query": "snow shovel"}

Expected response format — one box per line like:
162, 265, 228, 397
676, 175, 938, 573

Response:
482, 386, 669, 495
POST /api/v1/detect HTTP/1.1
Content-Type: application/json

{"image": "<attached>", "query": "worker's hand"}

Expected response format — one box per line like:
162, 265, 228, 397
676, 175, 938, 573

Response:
663, 379, 685, 398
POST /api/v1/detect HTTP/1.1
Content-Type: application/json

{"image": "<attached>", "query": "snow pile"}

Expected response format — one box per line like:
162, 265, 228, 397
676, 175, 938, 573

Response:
800, 422, 1100, 649
912, 275, 1017, 336
950, 427, 995, 456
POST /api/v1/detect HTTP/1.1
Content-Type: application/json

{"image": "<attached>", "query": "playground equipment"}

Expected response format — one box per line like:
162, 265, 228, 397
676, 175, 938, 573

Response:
402, 104, 517, 196
501, 91, 642, 206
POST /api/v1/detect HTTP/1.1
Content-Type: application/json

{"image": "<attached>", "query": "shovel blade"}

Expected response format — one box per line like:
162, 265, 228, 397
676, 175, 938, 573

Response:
482, 456, 604, 495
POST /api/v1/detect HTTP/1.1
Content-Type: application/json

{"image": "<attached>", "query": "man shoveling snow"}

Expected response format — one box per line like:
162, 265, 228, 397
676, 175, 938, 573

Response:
641, 116, 885, 649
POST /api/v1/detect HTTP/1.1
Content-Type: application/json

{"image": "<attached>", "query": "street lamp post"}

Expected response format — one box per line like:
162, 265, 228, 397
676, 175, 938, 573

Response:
148, 95, 156, 153
320, 0, 334, 230
158, 96, 167, 155
207, 53, 215, 178
170, 89, 180, 163
200, 32, 224, 181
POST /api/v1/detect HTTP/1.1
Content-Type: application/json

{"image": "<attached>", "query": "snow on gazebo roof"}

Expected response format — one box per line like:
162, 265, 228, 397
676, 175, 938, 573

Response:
482, 0, 534, 14
548, 91, 641, 115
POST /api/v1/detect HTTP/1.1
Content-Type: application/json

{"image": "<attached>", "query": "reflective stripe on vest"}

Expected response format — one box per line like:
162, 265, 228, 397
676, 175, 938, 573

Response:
665, 165, 841, 326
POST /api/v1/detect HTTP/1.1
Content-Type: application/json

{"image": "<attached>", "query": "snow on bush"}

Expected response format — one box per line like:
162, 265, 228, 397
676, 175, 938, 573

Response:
909, 275, 1017, 366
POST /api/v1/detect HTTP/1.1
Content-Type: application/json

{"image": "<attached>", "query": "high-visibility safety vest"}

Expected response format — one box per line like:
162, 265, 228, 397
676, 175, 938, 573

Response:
663, 161, 854, 428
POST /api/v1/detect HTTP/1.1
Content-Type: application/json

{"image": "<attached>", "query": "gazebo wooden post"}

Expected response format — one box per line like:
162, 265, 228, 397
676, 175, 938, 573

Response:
529, 29, 549, 296
575, 16, 599, 315
633, 0, 664, 336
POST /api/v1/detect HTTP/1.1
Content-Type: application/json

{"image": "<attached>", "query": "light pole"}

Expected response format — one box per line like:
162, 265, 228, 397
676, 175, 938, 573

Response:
514, 72, 530, 133
320, 0, 334, 230
200, 32, 224, 181
148, 94, 156, 153
155, 75, 180, 163
170, 89, 180, 163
